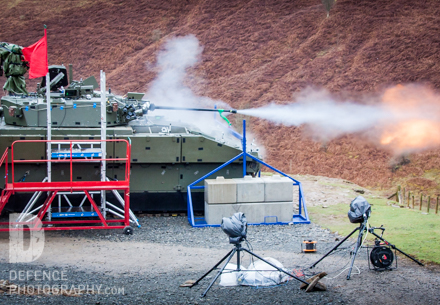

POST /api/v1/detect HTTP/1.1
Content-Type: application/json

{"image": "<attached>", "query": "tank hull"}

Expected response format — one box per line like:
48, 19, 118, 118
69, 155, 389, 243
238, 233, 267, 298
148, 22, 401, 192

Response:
0, 124, 259, 213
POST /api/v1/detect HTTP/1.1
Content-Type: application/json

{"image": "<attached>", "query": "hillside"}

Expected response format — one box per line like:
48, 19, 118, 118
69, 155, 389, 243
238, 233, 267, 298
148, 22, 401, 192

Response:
2, 0, 440, 193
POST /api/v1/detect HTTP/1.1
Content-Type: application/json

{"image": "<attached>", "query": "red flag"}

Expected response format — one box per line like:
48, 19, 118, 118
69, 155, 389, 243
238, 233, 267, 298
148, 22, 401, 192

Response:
22, 29, 48, 79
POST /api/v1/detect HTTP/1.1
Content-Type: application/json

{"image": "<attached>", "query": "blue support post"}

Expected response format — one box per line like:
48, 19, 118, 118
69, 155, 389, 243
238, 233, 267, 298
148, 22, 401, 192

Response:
242, 120, 246, 177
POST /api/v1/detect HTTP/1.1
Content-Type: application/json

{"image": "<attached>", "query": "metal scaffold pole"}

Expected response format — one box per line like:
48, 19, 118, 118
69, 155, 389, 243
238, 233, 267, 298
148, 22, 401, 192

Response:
46, 72, 52, 221
46, 72, 51, 183
100, 71, 107, 218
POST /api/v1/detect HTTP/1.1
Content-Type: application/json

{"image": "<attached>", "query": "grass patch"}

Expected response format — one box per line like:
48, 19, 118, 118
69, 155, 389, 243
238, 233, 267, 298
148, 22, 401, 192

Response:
308, 197, 440, 264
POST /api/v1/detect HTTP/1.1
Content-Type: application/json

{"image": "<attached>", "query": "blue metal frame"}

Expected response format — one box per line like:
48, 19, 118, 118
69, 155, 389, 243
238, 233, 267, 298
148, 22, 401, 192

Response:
52, 211, 98, 218
187, 120, 310, 227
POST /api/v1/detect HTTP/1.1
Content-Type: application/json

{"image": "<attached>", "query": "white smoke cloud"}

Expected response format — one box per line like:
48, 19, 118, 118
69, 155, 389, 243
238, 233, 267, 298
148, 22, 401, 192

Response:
239, 88, 388, 140
147, 35, 203, 105
238, 86, 440, 153
144, 35, 241, 146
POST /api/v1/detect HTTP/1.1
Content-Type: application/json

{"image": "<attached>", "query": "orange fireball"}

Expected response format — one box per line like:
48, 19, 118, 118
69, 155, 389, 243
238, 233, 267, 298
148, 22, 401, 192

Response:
378, 84, 440, 153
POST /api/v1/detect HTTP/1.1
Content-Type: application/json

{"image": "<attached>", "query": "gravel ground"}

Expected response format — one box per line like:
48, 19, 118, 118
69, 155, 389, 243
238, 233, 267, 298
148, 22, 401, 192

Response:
1, 175, 439, 304
1, 216, 439, 305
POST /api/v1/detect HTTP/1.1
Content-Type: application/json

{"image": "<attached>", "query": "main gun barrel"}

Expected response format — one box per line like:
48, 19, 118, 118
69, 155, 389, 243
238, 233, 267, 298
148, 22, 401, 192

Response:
152, 105, 237, 113
143, 103, 237, 125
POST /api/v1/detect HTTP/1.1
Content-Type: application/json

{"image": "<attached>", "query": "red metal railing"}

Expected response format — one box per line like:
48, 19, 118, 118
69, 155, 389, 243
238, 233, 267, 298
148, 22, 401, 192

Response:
8, 139, 131, 192
0, 139, 132, 231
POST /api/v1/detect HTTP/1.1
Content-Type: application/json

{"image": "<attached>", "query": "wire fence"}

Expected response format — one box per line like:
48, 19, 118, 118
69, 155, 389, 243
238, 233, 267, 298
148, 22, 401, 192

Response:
389, 185, 439, 215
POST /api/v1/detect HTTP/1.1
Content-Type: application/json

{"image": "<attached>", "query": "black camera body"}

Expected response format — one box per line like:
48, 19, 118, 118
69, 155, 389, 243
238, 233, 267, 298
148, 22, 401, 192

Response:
348, 196, 371, 224
221, 212, 247, 244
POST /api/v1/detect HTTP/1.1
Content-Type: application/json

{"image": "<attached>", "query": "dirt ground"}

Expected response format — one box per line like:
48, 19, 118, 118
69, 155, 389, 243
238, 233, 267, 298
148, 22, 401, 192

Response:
0, 175, 439, 304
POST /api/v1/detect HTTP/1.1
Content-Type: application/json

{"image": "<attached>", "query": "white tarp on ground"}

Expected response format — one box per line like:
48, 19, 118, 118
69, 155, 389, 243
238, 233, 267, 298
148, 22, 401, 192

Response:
219, 257, 290, 287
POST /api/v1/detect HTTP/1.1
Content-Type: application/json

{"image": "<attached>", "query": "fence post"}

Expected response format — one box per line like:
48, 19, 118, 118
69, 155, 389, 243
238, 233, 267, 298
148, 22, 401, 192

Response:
397, 185, 401, 204
407, 191, 411, 207
436, 197, 439, 214
412, 195, 415, 209
427, 196, 431, 213
403, 187, 406, 206
419, 193, 423, 211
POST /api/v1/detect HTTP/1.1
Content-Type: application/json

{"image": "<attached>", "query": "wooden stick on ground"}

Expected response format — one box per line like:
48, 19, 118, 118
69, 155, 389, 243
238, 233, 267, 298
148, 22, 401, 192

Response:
300, 272, 327, 292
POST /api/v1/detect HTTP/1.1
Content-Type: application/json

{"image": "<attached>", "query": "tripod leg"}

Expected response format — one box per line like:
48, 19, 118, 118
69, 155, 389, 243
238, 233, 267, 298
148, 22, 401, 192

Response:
190, 248, 235, 288
347, 224, 366, 280
201, 248, 238, 297
241, 248, 309, 286
309, 226, 360, 269
370, 232, 424, 266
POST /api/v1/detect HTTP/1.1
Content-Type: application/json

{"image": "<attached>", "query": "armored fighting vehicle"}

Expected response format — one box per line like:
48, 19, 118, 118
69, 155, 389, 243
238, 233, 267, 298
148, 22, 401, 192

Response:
0, 62, 260, 213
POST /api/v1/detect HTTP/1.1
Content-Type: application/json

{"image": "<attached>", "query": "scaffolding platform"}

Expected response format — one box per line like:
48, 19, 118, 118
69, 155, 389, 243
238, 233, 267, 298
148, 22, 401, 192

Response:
0, 139, 138, 232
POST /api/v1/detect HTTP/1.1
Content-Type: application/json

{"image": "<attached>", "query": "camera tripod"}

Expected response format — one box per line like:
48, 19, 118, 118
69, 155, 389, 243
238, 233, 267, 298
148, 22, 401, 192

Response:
189, 240, 310, 297
309, 218, 369, 279
309, 221, 424, 280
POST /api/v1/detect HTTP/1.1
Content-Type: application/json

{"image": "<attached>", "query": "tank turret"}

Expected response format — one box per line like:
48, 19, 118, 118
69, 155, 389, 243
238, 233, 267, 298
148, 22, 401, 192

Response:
0, 65, 151, 127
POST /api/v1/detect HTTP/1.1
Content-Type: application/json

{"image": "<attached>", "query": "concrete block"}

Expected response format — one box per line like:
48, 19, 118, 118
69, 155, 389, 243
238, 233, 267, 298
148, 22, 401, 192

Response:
204, 201, 293, 225
234, 175, 264, 203
204, 176, 236, 204
204, 201, 234, 225
263, 175, 293, 202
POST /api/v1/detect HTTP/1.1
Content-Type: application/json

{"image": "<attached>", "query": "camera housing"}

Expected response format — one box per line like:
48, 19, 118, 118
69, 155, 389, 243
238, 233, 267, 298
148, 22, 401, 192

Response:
348, 196, 371, 224
221, 212, 247, 244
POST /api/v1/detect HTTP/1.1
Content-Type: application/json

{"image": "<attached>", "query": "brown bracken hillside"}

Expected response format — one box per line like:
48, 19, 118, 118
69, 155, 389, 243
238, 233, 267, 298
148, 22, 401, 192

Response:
2, 0, 440, 194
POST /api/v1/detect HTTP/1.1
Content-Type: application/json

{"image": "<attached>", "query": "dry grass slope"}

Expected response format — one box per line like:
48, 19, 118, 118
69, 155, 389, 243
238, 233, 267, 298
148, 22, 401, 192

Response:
1, 0, 440, 193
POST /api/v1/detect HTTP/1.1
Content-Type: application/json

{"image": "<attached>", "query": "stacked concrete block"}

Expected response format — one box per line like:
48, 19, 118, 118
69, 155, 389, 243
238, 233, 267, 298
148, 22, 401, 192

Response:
204, 176, 236, 204
233, 201, 292, 223
263, 175, 293, 202
234, 175, 264, 203
204, 201, 237, 225
204, 201, 293, 225
204, 175, 294, 225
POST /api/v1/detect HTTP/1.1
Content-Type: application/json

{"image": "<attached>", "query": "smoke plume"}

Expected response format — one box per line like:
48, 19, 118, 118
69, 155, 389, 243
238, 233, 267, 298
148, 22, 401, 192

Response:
146, 34, 203, 106
144, 35, 236, 144
239, 85, 440, 154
